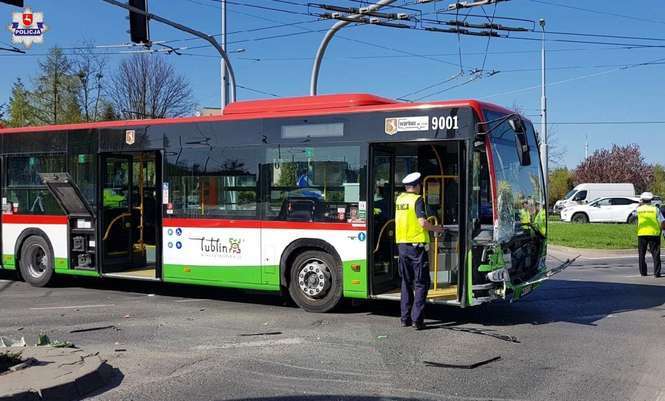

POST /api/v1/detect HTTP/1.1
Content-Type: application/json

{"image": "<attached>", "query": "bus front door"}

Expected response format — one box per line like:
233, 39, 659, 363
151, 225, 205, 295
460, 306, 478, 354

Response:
370, 147, 398, 294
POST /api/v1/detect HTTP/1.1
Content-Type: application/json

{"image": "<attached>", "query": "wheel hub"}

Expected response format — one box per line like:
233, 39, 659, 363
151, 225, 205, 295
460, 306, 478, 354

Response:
298, 260, 330, 298
28, 245, 47, 278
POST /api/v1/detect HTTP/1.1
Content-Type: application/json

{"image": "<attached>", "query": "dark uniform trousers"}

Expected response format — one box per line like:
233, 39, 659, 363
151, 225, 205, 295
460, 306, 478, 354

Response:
398, 243, 430, 324
638, 236, 661, 277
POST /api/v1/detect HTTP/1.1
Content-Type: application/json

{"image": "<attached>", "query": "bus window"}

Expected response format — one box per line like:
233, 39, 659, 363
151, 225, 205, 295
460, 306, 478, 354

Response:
264, 145, 363, 223
6, 155, 66, 215
165, 146, 259, 218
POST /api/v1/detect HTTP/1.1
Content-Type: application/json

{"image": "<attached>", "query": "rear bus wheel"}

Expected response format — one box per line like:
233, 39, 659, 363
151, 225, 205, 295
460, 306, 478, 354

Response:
19, 236, 54, 287
288, 250, 342, 313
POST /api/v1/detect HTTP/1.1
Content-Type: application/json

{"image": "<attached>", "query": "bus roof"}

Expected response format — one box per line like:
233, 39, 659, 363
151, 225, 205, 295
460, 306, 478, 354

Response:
0, 93, 516, 134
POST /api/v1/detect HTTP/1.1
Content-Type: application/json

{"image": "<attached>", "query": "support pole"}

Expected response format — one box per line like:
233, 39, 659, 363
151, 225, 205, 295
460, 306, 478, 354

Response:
539, 18, 548, 193
220, 0, 230, 111
309, 0, 396, 96
102, 0, 237, 103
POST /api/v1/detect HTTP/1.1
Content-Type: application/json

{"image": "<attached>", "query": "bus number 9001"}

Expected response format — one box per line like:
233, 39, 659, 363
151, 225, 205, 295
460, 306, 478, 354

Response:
431, 116, 458, 131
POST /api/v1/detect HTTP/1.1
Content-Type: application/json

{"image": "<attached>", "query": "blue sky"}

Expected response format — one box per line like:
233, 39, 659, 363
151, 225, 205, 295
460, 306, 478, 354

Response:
1, 0, 664, 168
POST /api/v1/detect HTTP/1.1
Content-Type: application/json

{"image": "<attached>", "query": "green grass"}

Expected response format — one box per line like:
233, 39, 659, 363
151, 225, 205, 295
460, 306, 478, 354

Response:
548, 220, 638, 249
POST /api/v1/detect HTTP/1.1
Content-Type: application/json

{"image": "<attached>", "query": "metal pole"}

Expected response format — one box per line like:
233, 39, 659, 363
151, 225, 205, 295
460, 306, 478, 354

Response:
310, 0, 396, 96
539, 18, 548, 191
102, 0, 237, 103
220, 0, 230, 111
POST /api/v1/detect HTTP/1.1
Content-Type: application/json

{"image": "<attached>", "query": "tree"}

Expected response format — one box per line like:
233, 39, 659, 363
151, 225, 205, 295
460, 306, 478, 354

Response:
574, 144, 653, 193
7, 78, 35, 127
31, 47, 82, 124
649, 164, 665, 198
548, 167, 573, 207
109, 54, 195, 120
73, 43, 107, 122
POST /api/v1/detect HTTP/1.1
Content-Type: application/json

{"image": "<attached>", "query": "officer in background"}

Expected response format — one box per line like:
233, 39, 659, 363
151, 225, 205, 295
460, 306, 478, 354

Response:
636, 192, 665, 278
395, 172, 444, 330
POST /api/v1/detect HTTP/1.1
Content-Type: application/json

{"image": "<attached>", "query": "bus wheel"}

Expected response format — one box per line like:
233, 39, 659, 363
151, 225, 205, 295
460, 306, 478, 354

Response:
288, 250, 342, 313
19, 236, 54, 287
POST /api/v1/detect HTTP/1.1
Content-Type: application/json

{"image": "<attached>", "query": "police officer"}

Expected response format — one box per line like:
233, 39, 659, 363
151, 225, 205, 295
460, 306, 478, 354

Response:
395, 172, 444, 330
636, 192, 665, 278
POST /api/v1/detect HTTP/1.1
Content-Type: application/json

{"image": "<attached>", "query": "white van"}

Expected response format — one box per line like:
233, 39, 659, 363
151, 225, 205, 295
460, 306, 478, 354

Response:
553, 183, 635, 213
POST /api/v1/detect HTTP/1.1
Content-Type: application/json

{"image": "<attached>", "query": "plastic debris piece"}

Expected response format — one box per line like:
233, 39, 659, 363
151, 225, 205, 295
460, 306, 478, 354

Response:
147, 294, 155, 297
423, 356, 501, 369
36, 334, 50, 346
377, 335, 387, 339
69, 325, 116, 334
114, 348, 127, 352
0, 336, 26, 347
50, 340, 75, 348
238, 331, 282, 337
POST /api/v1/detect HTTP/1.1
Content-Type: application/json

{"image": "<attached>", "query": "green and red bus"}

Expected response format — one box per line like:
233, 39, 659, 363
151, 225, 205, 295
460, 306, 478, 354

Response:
0, 94, 568, 312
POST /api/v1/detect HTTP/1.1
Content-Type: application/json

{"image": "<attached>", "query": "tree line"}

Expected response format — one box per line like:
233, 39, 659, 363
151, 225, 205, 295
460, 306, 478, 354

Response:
1, 46, 195, 128
548, 144, 665, 207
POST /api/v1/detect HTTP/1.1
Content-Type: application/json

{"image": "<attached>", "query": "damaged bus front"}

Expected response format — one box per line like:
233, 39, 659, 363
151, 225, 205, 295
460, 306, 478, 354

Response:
467, 107, 573, 305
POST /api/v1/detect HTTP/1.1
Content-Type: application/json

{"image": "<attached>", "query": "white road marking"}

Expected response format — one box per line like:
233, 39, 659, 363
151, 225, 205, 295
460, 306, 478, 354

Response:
656, 388, 665, 401
579, 255, 637, 261
29, 304, 114, 310
194, 337, 304, 350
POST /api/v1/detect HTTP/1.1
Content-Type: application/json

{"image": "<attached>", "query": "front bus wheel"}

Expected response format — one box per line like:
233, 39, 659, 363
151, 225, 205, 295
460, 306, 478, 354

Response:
288, 250, 342, 313
19, 235, 54, 287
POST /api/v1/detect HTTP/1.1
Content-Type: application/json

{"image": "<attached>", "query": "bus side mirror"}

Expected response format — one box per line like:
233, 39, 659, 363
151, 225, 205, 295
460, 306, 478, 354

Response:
508, 116, 525, 133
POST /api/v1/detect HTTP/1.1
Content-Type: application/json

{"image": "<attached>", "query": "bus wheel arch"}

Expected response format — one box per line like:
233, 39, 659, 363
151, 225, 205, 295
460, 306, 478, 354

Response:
280, 239, 343, 313
15, 229, 56, 286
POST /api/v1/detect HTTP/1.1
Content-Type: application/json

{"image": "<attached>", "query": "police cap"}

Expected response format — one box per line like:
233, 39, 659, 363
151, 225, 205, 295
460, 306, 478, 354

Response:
402, 172, 421, 186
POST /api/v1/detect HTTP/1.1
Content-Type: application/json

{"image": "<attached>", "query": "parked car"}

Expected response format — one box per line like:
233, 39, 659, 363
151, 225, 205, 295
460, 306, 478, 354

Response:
627, 196, 664, 224
560, 196, 639, 223
553, 183, 635, 213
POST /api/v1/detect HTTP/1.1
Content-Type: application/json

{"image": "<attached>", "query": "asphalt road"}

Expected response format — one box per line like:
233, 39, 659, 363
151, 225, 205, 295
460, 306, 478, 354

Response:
1, 249, 665, 401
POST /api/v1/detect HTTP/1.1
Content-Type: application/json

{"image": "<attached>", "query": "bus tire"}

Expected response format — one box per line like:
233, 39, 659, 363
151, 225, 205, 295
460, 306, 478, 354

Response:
288, 250, 342, 313
571, 213, 588, 224
18, 235, 54, 287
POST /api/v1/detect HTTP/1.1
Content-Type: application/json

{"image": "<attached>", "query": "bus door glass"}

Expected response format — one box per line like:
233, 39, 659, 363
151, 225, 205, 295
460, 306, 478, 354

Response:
370, 147, 398, 294
100, 155, 133, 268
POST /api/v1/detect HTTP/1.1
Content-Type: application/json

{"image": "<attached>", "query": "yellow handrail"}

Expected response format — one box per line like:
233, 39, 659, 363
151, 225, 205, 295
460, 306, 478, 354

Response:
103, 212, 132, 241
427, 216, 439, 290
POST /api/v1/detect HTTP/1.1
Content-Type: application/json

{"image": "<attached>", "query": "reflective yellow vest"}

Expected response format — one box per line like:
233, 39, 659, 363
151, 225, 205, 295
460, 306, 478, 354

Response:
637, 204, 661, 236
395, 192, 429, 244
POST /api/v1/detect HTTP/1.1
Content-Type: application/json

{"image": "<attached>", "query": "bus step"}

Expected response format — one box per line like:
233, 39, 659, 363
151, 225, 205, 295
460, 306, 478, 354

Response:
427, 286, 457, 300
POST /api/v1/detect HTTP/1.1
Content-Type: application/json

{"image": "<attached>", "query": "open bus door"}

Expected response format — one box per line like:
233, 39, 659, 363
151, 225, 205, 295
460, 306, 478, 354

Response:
99, 152, 160, 280
369, 142, 462, 303
39, 173, 97, 271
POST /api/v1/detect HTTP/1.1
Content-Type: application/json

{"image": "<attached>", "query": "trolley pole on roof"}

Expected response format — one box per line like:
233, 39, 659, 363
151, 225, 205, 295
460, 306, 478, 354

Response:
102, 0, 237, 106
539, 18, 548, 192
309, 0, 396, 96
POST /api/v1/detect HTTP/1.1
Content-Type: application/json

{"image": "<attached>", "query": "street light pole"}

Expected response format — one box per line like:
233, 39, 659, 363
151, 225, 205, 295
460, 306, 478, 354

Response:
539, 18, 548, 192
220, 0, 229, 112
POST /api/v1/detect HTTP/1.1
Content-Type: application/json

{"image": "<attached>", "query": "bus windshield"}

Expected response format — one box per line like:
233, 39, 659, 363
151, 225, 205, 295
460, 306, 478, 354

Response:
486, 111, 545, 244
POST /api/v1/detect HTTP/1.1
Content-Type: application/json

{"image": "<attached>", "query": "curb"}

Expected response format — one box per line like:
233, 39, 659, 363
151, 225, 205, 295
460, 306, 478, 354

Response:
0, 347, 116, 401
548, 244, 636, 259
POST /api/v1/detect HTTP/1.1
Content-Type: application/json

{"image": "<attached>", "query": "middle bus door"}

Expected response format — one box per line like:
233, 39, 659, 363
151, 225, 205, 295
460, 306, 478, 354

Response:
99, 154, 134, 270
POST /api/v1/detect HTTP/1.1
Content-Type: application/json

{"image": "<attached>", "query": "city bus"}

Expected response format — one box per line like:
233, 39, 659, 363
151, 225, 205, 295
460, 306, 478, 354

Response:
0, 94, 569, 312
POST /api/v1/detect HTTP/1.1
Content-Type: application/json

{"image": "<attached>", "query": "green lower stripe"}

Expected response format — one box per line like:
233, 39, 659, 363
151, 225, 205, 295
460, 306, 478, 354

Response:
343, 259, 368, 299
163, 264, 280, 290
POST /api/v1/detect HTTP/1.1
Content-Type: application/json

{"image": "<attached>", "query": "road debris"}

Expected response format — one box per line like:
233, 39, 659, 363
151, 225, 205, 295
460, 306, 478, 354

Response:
0, 336, 26, 347
69, 325, 118, 334
423, 356, 501, 369
238, 331, 282, 337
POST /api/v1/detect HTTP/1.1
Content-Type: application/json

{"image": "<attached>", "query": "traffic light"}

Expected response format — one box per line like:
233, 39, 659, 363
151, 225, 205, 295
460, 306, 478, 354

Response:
0, 0, 24, 6
129, 0, 150, 45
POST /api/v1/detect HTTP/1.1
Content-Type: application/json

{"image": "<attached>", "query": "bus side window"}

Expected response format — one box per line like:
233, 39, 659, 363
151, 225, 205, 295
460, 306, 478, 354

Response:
264, 145, 364, 223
